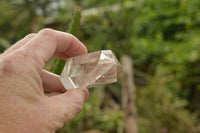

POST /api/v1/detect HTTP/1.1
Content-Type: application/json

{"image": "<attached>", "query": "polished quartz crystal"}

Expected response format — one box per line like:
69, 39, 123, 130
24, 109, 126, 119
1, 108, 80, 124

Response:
60, 50, 121, 90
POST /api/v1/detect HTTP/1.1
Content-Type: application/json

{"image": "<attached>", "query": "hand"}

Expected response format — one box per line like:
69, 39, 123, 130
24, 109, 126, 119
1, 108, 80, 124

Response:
0, 29, 89, 133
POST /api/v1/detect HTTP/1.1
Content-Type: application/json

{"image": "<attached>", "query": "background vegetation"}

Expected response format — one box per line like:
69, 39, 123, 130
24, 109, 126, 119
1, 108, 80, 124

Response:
1, 0, 200, 133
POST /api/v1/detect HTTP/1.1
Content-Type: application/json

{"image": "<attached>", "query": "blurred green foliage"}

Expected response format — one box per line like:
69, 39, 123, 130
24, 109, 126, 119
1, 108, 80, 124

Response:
50, 8, 82, 75
1, 0, 200, 133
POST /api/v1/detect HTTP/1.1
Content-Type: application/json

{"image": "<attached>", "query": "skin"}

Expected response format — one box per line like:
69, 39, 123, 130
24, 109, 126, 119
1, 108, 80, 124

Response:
0, 29, 89, 133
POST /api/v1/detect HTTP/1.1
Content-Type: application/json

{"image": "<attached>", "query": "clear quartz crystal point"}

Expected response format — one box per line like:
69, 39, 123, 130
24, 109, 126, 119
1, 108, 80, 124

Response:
60, 50, 121, 90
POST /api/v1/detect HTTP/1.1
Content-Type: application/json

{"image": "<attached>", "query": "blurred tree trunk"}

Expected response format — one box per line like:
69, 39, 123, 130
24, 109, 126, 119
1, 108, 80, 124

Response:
121, 55, 138, 133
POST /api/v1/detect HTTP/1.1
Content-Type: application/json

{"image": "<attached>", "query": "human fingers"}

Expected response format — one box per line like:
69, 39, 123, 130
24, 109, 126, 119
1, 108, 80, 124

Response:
46, 88, 89, 129
3, 33, 36, 55
41, 70, 66, 93
19, 28, 87, 70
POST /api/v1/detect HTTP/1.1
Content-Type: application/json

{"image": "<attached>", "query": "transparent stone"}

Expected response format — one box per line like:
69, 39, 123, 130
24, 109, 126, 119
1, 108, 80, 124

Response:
60, 50, 121, 90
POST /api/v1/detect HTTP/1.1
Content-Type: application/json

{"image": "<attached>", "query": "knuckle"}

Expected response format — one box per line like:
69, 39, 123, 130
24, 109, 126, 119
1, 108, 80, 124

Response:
52, 120, 64, 131
24, 33, 37, 39
14, 49, 28, 60
29, 33, 37, 36
0, 49, 30, 73
73, 103, 83, 114
75, 97, 83, 105
68, 89, 88, 103
3, 53, 18, 64
0, 55, 18, 75
39, 28, 55, 36
65, 33, 77, 45
62, 105, 83, 122
69, 34, 78, 44
76, 98, 84, 105
71, 91, 84, 102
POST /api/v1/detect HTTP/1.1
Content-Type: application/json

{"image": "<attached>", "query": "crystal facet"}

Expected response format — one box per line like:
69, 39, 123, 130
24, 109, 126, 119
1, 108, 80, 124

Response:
60, 50, 121, 90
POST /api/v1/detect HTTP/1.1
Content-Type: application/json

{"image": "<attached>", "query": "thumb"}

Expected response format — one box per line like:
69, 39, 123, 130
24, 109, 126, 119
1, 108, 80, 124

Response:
45, 88, 89, 130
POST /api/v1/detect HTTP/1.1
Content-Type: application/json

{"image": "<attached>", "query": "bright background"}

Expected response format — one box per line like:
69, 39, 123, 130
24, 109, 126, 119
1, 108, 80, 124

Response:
0, 0, 200, 133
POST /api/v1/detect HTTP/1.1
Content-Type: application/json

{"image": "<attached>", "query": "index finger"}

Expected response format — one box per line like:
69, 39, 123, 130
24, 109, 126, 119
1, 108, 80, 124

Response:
20, 28, 87, 68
